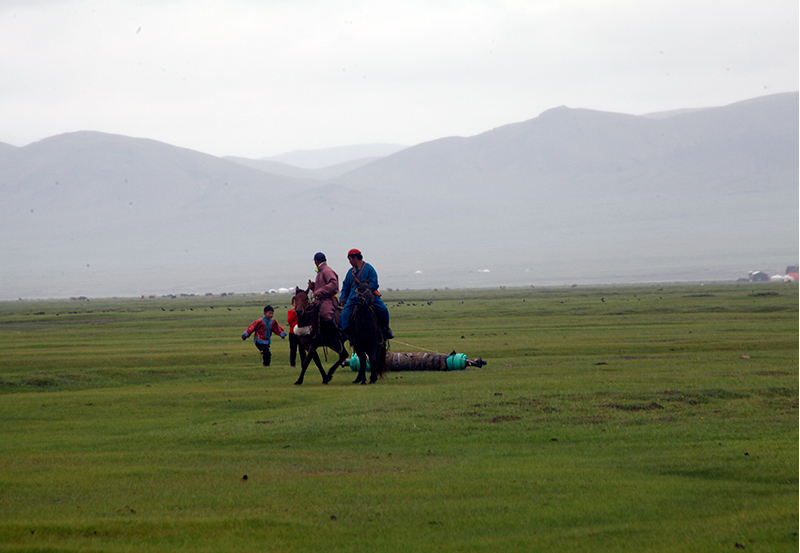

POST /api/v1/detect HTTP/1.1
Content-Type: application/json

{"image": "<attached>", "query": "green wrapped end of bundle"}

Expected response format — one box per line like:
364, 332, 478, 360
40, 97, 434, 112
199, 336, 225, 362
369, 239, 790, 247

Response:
446, 353, 467, 370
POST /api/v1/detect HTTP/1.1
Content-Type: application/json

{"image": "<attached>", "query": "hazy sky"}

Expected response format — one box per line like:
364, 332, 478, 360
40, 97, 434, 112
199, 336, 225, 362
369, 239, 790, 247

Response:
1, 0, 797, 158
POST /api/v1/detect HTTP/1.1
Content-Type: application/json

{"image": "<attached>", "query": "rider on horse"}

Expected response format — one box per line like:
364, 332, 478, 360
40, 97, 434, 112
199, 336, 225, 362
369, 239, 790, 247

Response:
307, 252, 342, 346
339, 248, 393, 341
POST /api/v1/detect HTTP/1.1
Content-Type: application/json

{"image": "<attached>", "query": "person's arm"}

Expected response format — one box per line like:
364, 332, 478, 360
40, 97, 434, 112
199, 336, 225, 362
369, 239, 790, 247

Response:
242, 319, 259, 339
315, 269, 338, 299
340, 270, 353, 304
271, 319, 287, 338
365, 264, 380, 292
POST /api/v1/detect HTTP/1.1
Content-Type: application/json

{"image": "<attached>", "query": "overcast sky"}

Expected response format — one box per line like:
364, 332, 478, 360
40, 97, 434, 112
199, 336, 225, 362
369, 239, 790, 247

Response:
1, 0, 797, 158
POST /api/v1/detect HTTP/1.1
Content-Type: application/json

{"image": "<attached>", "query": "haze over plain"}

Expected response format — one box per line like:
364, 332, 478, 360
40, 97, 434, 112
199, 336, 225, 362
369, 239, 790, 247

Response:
0, 1, 797, 298
1, 93, 797, 299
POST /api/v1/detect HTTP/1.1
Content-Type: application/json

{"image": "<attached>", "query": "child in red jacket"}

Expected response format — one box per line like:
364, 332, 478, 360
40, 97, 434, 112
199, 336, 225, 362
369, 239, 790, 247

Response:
242, 305, 286, 366
287, 296, 307, 368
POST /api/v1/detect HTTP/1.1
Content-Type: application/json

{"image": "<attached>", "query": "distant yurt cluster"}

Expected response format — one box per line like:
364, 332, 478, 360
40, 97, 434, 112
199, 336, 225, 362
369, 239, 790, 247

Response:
741, 265, 798, 283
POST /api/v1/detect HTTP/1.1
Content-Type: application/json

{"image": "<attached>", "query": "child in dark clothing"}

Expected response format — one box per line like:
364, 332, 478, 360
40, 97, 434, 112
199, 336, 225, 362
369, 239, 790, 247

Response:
242, 305, 286, 366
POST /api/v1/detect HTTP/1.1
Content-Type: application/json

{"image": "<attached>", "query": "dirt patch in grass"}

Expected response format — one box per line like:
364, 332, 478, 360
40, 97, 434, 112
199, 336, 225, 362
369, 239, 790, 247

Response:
755, 370, 794, 377
604, 402, 664, 412
489, 415, 521, 423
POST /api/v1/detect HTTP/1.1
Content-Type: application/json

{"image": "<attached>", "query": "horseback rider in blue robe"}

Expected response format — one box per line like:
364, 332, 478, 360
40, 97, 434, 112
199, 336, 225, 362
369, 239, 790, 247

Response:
339, 248, 393, 341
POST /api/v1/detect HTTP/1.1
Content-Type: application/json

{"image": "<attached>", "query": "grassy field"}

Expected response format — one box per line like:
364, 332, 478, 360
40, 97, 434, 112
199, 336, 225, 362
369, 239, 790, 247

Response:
0, 284, 797, 552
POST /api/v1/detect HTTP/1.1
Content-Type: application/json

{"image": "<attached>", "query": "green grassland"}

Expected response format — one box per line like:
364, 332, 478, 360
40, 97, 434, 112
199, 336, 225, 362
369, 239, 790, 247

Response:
0, 284, 797, 552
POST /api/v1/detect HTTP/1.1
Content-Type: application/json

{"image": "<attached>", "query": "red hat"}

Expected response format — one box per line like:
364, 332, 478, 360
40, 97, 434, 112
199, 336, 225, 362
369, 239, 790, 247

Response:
347, 248, 361, 256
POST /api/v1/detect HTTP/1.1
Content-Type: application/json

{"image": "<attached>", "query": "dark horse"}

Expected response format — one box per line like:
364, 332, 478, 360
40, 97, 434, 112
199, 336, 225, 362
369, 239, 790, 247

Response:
292, 287, 349, 385
349, 281, 388, 385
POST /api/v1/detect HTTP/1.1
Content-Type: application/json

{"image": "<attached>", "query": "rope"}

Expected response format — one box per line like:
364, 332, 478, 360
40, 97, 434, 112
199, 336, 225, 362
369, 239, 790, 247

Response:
390, 339, 442, 354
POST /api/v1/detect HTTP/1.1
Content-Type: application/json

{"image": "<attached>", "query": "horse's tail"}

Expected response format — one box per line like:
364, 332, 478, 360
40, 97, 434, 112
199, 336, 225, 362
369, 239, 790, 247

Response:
374, 348, 389, 379
369, 314, 389, 380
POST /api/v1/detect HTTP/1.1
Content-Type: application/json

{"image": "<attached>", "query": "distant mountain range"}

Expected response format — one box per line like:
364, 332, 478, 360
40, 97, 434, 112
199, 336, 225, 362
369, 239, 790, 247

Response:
1, 92, 796, 299
264, 143, 408, 169
221, 155, 386, 181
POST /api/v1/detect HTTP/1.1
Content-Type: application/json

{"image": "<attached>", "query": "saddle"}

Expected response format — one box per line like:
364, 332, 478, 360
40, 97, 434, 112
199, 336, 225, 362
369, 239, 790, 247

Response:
306, 302, 344, 349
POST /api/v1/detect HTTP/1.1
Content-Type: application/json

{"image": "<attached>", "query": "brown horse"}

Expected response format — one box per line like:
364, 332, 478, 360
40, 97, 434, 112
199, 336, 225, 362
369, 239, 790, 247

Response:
349, 281, 388, 384
292, 287, 349, 385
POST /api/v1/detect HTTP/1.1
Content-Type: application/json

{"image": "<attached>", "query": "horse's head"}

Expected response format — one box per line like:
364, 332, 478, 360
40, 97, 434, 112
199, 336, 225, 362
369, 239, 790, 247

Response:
293, 286, 319, 328
293, 287, 309, 314
355, 281, 374, 308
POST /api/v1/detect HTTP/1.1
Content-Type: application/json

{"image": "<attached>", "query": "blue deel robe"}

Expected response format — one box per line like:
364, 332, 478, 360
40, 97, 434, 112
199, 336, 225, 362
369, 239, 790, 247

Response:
340, 262, 389, 329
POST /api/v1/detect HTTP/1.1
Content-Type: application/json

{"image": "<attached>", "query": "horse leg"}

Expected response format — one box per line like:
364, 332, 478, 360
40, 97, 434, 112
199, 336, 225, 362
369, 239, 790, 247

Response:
324, 347, 349, 384
353, 351, 368, 385
294, 347, 320, 385
310, 350, 327, 383
316, 350, 330, 384
368, 348, 377, 383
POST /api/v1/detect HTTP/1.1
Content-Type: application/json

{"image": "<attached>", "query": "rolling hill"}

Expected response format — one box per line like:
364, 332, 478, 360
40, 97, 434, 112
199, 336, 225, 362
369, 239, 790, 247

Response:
1, 93, 796, 299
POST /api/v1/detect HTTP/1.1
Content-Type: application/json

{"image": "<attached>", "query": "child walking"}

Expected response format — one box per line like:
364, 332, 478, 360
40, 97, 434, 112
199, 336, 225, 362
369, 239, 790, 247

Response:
242, 305, 287, 366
